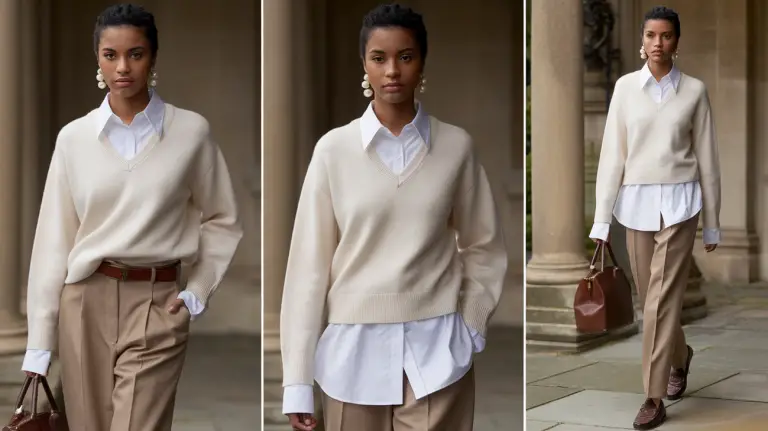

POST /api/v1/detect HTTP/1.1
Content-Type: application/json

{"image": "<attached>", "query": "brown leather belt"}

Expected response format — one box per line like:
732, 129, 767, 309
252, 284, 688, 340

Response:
96, 261, 179, 282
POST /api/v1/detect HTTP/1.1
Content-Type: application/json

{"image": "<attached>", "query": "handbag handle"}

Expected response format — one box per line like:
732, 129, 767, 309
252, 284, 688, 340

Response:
589, 241, 621, 272
13, 375, 60, 416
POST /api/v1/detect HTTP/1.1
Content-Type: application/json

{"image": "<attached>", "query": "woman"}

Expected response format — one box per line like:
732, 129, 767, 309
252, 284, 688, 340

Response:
590, 6, 720, 430
280, 3, 507, 431
21, 4, 242, 430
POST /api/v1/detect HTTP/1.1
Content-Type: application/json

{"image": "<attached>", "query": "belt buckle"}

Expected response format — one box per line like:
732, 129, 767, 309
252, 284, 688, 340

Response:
120, 268, 129, 282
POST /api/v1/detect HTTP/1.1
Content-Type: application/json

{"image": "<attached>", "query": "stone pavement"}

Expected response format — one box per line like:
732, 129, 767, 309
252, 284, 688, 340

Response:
527, 282, 768, 430
0, 334, 260, 430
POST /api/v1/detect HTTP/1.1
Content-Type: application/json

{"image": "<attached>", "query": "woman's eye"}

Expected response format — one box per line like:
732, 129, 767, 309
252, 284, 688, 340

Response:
372, 56, 383, 62
401, 55, 412, 61
131, 52, 142, 59
104, 53, 115, 60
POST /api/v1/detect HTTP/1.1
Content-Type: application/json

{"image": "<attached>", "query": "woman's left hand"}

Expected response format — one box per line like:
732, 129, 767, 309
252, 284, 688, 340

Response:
705, 244, 717, 252
167, 298, 188, 314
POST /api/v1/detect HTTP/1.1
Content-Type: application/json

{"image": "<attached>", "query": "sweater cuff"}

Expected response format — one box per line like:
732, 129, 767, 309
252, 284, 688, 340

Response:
459, 295, 495, 337
589, 223, 611, 241
283, 384, 315, 415
26, 315, 58, 352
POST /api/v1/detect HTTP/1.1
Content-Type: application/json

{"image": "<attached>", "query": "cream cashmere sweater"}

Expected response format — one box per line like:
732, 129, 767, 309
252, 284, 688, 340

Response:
594, 71, 721, 230
26, 104, 242, 351
280, 117, 507, 386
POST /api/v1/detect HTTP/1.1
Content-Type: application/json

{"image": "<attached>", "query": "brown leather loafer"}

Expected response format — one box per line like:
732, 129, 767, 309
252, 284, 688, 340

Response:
633, 399, 666, 430
667, 345, 694, 400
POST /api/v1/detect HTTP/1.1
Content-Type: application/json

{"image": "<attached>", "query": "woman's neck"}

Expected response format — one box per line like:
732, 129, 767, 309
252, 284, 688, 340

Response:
372, 98, 417, 136
648, 60, 673, 83
108, 89, 151, 125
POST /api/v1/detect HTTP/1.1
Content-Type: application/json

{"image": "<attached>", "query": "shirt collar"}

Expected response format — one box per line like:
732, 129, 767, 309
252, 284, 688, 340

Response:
360, 100, 431, 149
638, 62, 681, 91
96, 89, 165, 137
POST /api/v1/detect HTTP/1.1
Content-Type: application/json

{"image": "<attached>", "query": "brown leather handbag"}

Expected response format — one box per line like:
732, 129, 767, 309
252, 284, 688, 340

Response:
574, 241, 635, 334
3, 375, 67, 431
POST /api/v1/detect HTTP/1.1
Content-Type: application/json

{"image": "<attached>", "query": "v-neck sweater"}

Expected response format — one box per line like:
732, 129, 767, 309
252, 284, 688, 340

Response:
594, 71, 721, 230
26, 104, 243, 351
280, 117, 508, 386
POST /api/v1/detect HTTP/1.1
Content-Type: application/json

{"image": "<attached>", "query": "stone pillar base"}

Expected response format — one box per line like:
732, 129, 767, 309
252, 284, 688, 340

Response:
263, 349, 325, 431
0, 314, 26, 355
694, 229, 759, 283
526, 255, 640, 352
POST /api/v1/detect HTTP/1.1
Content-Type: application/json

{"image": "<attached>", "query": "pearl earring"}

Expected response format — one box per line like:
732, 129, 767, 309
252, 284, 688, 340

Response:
96, 68, 107, 89
639, 46, 648, 60
149, 69, 158, 87
419, 75, 427, 94
361, 74, 373, 98
672, 50, 679, 61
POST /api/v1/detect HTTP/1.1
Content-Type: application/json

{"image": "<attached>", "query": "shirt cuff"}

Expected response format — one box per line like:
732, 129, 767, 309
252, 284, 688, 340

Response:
703, 228, 720, 245
283, 384, 315, 415
22, 349, 51, 375
465, 323, 486, 353
589, 222, 611, 241
177, 290, 206, 321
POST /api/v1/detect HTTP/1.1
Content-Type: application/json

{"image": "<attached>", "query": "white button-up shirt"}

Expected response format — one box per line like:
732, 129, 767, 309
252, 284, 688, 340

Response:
21, 90, 204, 375
590, 63, 720, 245
282, 102, 484, 414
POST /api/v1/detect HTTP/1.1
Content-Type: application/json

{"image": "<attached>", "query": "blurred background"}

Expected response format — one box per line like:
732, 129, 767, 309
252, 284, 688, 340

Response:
262, 0, 524, 429
0, 0, 260, 429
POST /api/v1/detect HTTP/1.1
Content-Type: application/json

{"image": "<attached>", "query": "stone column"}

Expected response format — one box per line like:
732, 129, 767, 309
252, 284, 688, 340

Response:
21, 0, 42, 305
526, 0, 637, 352
263, 0, 297, 428
0, 0, 27, 356
693, 0, 758, 283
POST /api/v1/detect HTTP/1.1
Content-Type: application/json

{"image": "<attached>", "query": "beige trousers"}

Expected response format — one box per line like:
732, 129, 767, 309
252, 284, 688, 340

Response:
58, 272, 190, 431
321, 367, 475, 431
626, 215, 699, 399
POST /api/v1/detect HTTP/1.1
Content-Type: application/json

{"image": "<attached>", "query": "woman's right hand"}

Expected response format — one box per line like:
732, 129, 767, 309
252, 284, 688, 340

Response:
287, 413, 318, 430
24, 371, 40, 378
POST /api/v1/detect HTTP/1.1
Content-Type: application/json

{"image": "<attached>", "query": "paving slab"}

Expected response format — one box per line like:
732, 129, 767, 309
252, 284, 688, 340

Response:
582, 333, 711, 363
691, 373, 768, 403
527, 390, 681, 429
527, 420, 561, 431
526, 355, 596, 383
549, 425, 632, 430
686, 328, 768, 351
526, 385, 582, 409
691, 347, 768, 372
660, 397, 768, 430
533, 361, 737, 395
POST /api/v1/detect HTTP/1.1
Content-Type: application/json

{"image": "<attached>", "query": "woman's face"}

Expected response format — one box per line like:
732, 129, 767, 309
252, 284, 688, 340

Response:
362, 27, 423, 105
97, 25, 154, 99
642, 19, 678, 64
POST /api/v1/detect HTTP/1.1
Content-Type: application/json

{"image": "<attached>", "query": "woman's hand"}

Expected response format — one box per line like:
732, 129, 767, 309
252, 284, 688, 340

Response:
705, 244, 717, 252
287, 413, 318, 430
166, 298, 188, 314
592, 233, 610, 244
24, 371, 40, 378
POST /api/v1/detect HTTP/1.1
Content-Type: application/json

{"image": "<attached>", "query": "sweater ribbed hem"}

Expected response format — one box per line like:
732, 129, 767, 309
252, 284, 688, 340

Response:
325, 289, 461, 325
281, 345, 320, 387
282, 288, 463, 387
